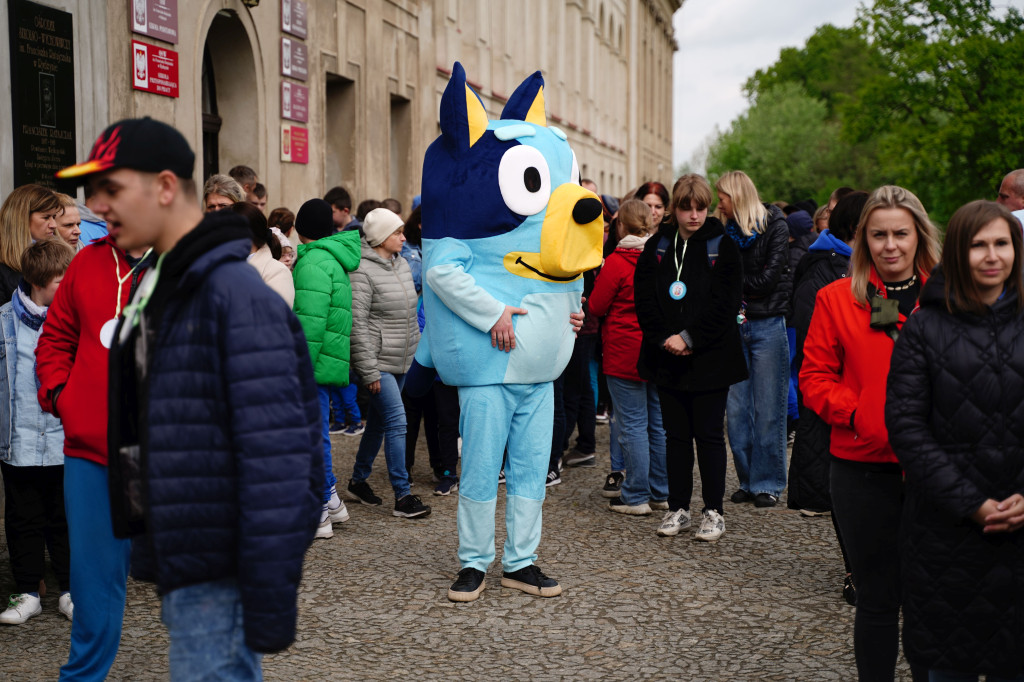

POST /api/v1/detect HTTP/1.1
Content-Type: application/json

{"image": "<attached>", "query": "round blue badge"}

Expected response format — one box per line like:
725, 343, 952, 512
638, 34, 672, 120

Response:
669, 281, 687, 300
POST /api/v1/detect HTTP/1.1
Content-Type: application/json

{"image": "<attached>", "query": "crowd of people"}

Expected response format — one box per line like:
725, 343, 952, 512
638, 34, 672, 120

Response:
0, 113, 1023, 681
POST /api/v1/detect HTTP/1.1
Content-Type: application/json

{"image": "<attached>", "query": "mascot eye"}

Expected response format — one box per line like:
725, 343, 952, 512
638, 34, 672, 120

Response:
571, 152, 581, 186
498, 145, 551, 216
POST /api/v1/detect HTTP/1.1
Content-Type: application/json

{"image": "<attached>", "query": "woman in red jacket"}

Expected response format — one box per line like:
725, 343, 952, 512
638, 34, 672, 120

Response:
589, 199, 668, 516
800, 185, 939, 682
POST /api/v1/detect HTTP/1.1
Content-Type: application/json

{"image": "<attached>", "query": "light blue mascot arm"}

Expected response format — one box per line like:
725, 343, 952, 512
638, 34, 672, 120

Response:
425, 238, 505, 333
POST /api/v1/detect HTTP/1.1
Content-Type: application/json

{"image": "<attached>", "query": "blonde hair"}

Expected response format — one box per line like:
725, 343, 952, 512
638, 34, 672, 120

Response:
714, 170, 767, 237
617, 199, 650, 237
849, 185, 941, 305
202, 174, 244, 204
54, 192, 77, 210
0, 184, 60, 272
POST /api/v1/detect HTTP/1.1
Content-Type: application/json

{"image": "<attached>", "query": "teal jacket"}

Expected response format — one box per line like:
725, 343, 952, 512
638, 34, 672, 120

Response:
292, 231, 362, 386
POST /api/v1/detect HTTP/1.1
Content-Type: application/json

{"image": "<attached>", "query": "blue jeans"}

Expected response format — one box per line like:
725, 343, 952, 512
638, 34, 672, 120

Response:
60, 457, 131, 682
608, 406, 625, 472
606, 376, 668, 506
161, 579, 261, 681
727, 315, 789, 497
330, 375, 361, 425
316, 386, 338, 504
352, 372, 411, 499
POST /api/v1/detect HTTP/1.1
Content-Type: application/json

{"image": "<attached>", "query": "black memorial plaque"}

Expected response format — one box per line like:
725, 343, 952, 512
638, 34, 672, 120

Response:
9, 0, 76, 188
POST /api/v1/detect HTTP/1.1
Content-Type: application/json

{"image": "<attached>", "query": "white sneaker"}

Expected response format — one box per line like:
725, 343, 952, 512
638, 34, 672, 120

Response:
58, 593, 73, 621
328, 500, 350, 523
0, 593, 42, 625
656, 509, 691, 537
695, 509, 725, 542
608, 497, 652, 515
315, 507, 333, 539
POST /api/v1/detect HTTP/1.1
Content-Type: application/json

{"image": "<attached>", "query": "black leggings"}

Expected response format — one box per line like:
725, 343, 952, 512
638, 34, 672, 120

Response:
1, 462, 70, 593
656, 387, 728, 514
830, 458, 926, 682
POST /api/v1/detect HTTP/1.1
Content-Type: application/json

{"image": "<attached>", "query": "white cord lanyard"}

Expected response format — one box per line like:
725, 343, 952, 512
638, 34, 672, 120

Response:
673, 232, 689, 281
111, 246, 152, 318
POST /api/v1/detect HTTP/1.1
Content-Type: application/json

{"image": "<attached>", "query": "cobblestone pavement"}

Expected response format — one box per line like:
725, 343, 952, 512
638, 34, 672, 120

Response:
0, 424, 917, 680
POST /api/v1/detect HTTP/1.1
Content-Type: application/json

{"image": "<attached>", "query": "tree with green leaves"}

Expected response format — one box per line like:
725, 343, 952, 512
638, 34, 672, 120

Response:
706, 0, 1024, 222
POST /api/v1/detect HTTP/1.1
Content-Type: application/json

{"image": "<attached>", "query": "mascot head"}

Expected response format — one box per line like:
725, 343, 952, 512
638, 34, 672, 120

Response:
422, 62, 603, 282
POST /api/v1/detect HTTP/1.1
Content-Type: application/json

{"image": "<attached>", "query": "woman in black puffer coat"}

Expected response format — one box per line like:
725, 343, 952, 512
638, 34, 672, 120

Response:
788, 192, 866, 606
714, 171, 792, 508
886, 200, 1024, 680
788, 193, 866, 512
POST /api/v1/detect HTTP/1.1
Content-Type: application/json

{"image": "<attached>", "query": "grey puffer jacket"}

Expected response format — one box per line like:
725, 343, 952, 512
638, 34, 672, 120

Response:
350, 240, 420, 384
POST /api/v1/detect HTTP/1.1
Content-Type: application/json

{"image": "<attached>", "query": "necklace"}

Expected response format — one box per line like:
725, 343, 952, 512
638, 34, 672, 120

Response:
99, 246, 152, 349
884, 274, 917, 292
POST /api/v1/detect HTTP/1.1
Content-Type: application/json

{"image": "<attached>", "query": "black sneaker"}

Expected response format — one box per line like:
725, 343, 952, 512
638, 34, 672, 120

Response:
329, 421, 346, 434
345, 479, 382, 506
730, 489, 754, 504
501, 564, 561, 598
563, 449, 596, 468
498, 469, 506, 485
546, 470, 561, 487
602, 471, 624, 498
753, 493, 779, 508
394, 494, 431, 518
447, 567, 486, 602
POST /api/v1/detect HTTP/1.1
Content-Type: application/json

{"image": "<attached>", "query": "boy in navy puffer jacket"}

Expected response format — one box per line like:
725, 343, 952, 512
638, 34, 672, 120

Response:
57, 118, 323, 677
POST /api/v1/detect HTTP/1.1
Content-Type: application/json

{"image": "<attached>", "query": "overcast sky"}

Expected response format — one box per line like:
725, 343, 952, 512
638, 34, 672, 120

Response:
671, 0, 1024, 173
671, 0, 862, 171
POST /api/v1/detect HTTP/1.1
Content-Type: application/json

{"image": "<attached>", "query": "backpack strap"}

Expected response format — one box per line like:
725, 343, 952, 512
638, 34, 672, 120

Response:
706, 234, 723, 267
655, 234, 670, 263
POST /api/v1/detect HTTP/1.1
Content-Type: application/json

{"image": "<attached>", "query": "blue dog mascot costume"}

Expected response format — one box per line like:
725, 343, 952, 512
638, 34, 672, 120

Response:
418, 63, 603, 601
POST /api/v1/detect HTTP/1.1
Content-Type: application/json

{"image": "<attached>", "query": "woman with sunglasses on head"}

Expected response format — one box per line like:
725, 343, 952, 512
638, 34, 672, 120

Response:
801, 185, 940, 681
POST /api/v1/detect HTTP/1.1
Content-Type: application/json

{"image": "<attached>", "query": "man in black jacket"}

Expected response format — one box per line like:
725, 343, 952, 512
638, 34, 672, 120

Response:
56, 118, 323, 679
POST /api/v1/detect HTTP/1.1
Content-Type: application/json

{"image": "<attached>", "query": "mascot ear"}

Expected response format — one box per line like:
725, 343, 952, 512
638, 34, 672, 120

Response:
439, 61, 489, 154
500, 70, 546, 126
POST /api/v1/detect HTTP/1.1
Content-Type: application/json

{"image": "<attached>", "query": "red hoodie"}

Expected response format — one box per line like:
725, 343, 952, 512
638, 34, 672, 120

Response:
800, 268, 924, 465
36, 236, 148, 465
589, 245, 645, 382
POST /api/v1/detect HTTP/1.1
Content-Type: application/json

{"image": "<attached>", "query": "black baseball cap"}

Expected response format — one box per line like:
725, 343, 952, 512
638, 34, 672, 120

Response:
56, 117, 195, 182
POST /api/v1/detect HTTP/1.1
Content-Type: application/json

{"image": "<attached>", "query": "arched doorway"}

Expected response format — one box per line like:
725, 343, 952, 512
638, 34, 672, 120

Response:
201, 9, 259, 181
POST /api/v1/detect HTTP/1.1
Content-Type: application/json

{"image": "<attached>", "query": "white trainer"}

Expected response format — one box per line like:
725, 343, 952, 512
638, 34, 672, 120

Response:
656, 509, 691, 537
58, 593, 74, 621
315, 506, 333, 539
328, 500, 350, 523
695, 509, 725, 542
0, 593, 42, 625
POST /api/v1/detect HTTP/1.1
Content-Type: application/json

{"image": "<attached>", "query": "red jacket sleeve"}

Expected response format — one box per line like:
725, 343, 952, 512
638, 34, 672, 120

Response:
36, 253, 82, 415
587, 255, 623, 319
799, 285, 858, 429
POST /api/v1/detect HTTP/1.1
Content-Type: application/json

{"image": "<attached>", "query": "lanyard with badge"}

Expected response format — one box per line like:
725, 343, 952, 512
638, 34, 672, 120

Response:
99, 246, 153, 349
669, 232, 688, 300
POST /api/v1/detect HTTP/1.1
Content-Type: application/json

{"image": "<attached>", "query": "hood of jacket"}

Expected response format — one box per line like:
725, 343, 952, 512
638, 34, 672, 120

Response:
808, 228, 853, 257
77, 203, 105, 224
359, 238, 401, 268
159, 210, 252, 297
297, 231, 361, 273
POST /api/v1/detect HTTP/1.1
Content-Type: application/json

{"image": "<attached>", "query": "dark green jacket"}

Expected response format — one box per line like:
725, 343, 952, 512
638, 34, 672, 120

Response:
292, 231, 362, 385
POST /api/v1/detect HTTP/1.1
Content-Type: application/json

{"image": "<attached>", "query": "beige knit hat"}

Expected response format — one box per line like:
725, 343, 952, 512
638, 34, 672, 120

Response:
362, 207, 405, 247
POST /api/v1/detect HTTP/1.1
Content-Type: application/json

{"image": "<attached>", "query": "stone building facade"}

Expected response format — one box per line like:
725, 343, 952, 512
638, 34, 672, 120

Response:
1, 0, 680, 210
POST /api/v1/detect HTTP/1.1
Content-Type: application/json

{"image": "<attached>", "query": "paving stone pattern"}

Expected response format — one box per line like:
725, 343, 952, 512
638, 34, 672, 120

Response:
0, 424, 917, 680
